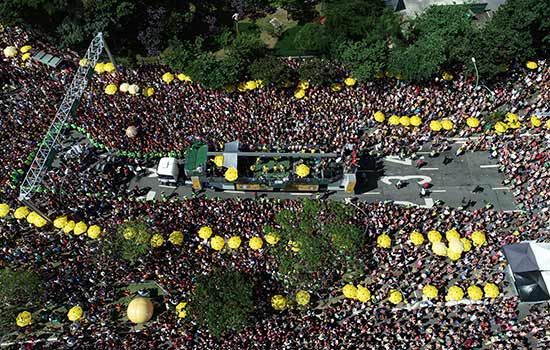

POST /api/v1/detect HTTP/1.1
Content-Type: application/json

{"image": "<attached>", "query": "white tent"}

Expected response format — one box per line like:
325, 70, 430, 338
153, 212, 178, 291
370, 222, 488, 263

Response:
529, 243, 550, 270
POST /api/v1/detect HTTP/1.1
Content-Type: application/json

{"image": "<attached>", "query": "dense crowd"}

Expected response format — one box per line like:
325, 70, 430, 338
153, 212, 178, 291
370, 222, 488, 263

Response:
1, 25, 550, 349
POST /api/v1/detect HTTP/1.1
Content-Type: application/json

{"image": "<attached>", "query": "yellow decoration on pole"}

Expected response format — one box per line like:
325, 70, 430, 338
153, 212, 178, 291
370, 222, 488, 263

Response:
21, 52, 31, 61
87, 225, 101, 239
14, 206, 30, 219
150, 234, 164, 248
526, 61, 537, 70
249, 236, 263, 250
168, 231, 184, 245
104, 84, 117, 95
124, 227, 137, 240
422, 285, 438, 299
342, 284, 357, 299
471, 231, 486, 247
162, 72, 174, 83
245, 80, 257, 90
344, 77, 356, 86
176, 302, 187, 318
295, 164, 310, 178
94, 62, 105, 74
448, 238, 464, 254
143, 86, 155, 97
409, 231, 424, 246
410, 115, 422, 127
441, 119, 453, 131
356, 285, 371, 302
67, 306, 83, 321
331, 83, 342, 92
271, 295, 287, 310
466, 117, 480, 128
198, 226, 213, 240
224, 167, 238, 182
177, 73, 192, 82
376, 234, 391, 248
128, 84, 139, 95
494, 121, 508, 134
16, 311, 32, 327
460, 237, 472, 252
442, 72, 453, 81
4, 46, 17, 57
63, 220, 76, 234
446, 286, 464, 301
467, 285, 483, 301
298, 80, 309, 89
530, 115, 541, 127
388, 289, 403, 304
294, 88, 306, 99
399, 116, 410, 127
483, 283, 500, 298
447, 250, 462, 261
265, 232, 280, 245
429, 120, 442, 132
427, 230, 442, 243
388, 115, 400, 126
374, 111, 385, 123
119, 83, 130, 93
210, 235, 225, 251
73, 221, 88, 236
104, 62, 115, 73
79, 58, 89, 67
445, 229, 460, 241
296, 290, 310, 305
431, 241, 447, 256
0, 203, 10, 218
227, 236, 241, 249
213, 155, 224, 167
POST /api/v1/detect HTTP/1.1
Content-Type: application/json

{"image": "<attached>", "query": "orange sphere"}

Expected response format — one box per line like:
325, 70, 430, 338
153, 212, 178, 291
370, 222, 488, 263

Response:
127, 297, 154, 324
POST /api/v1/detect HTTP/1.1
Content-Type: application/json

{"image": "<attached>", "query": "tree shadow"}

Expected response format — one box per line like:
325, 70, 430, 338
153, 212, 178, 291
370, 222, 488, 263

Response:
354, 153, 384, 194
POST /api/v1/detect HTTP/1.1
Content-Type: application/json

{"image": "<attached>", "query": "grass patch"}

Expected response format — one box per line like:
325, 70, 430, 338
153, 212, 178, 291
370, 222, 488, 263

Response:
273, 25, 309, 56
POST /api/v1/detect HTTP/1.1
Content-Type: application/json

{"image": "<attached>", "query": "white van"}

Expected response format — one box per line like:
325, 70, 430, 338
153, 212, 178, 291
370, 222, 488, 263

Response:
157, 157, 179, 186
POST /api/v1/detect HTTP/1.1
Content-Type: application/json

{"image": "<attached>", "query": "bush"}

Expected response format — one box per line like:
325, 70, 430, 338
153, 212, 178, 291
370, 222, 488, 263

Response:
104, 221, 152, 264
188, 269, 254, 338
249, 56, 293, 85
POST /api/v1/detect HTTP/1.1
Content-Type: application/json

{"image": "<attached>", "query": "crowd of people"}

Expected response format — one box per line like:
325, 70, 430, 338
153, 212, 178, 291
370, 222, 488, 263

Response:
1, 25, 550, 349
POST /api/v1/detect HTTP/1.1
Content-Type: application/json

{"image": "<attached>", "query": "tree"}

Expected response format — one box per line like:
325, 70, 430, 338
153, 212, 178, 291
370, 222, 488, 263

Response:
104, 220, 152, 265
389, 34, 446, 82
187, 52, 243, 89
334, 39, 387, 81
293, 23, 329, 52
249, 56, 293, 85
0, 268, 42, 305
228, 32, 266, 62
297, 58, 339, 86
161, 39, 203, 73
0, 268, 42, 333
265, 199, 364, 291
324, 0, 386, 42
188, 269, 254, 338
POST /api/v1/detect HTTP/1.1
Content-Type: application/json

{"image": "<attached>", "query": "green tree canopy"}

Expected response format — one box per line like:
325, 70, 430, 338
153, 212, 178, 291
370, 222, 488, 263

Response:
265, 199, 364, 291
334, 39, 387, 81
297, 58, 339, 86
293, 23, 329, 52
249, 56, 293, 85
104, 220, 152, 265
324, 0, 386, 42
389, 34, 446, 82
188, 269, 254, 338
0, 268, 42, 305
187, 52, 243, 89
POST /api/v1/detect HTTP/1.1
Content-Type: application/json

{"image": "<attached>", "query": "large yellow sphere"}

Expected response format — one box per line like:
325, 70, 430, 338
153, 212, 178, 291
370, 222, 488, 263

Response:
127, 297, 154, 324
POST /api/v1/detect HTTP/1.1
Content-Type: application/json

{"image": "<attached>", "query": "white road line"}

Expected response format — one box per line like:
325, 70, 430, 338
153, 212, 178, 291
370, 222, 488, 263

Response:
384, 156, 412, 166
503, 210, 523, 213
420, 167, 439, 171
225, 190, 245, 194
417, 151, 431, 155
492, 186, 512, 190
290, 193, 312, 196
480, 164, 499, 168
430, 189, 447, 193
454, 140, 467, 144
362, 192, 381, 195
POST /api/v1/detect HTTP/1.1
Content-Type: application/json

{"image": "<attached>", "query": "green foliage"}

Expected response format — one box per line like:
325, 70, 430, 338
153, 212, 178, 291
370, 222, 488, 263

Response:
324, 0, 386, 42
0, 268, 42, 305
229, 32, 266, 61
104, 220, 152, 264
298, 58, 339, 86
161, 39, 203, 73
267, 199, 364, 291
188, 269, 254, 338
249, 56, 293, 85
390, 34, 446, 82
334, 39, 387, 81
293, 23, 329, 52
187, 52, 243, 89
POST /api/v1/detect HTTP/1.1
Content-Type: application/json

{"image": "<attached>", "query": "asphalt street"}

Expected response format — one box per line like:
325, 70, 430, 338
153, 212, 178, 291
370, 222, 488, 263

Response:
129, 140, 518, 212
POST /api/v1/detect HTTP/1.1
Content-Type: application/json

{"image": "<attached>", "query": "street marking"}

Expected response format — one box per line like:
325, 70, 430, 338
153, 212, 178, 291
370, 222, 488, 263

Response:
420, 167, 439, 171
381, 175, 432, 185
492, 186, 512, 190
290, 193, 312, 196
454, 140, 467, 144
225, 190, 245, 194
480, 164, 499, 168
384, 156, 412, 166
430, 189, 447, 193
503, 210, 523, 213
417, 151, 431, 155
362, 192, 381, 195
393, 198, 434, 208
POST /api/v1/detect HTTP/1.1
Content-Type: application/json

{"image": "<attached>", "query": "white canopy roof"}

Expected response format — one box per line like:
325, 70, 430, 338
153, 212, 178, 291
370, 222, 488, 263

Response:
530, 243, 550, 270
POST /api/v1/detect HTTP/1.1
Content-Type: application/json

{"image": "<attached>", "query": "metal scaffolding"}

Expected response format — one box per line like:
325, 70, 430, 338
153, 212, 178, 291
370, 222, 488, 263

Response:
18, 33, 109, 201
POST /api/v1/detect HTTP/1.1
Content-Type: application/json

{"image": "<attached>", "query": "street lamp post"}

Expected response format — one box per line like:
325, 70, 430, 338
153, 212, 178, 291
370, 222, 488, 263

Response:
471, 57, 495, 100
